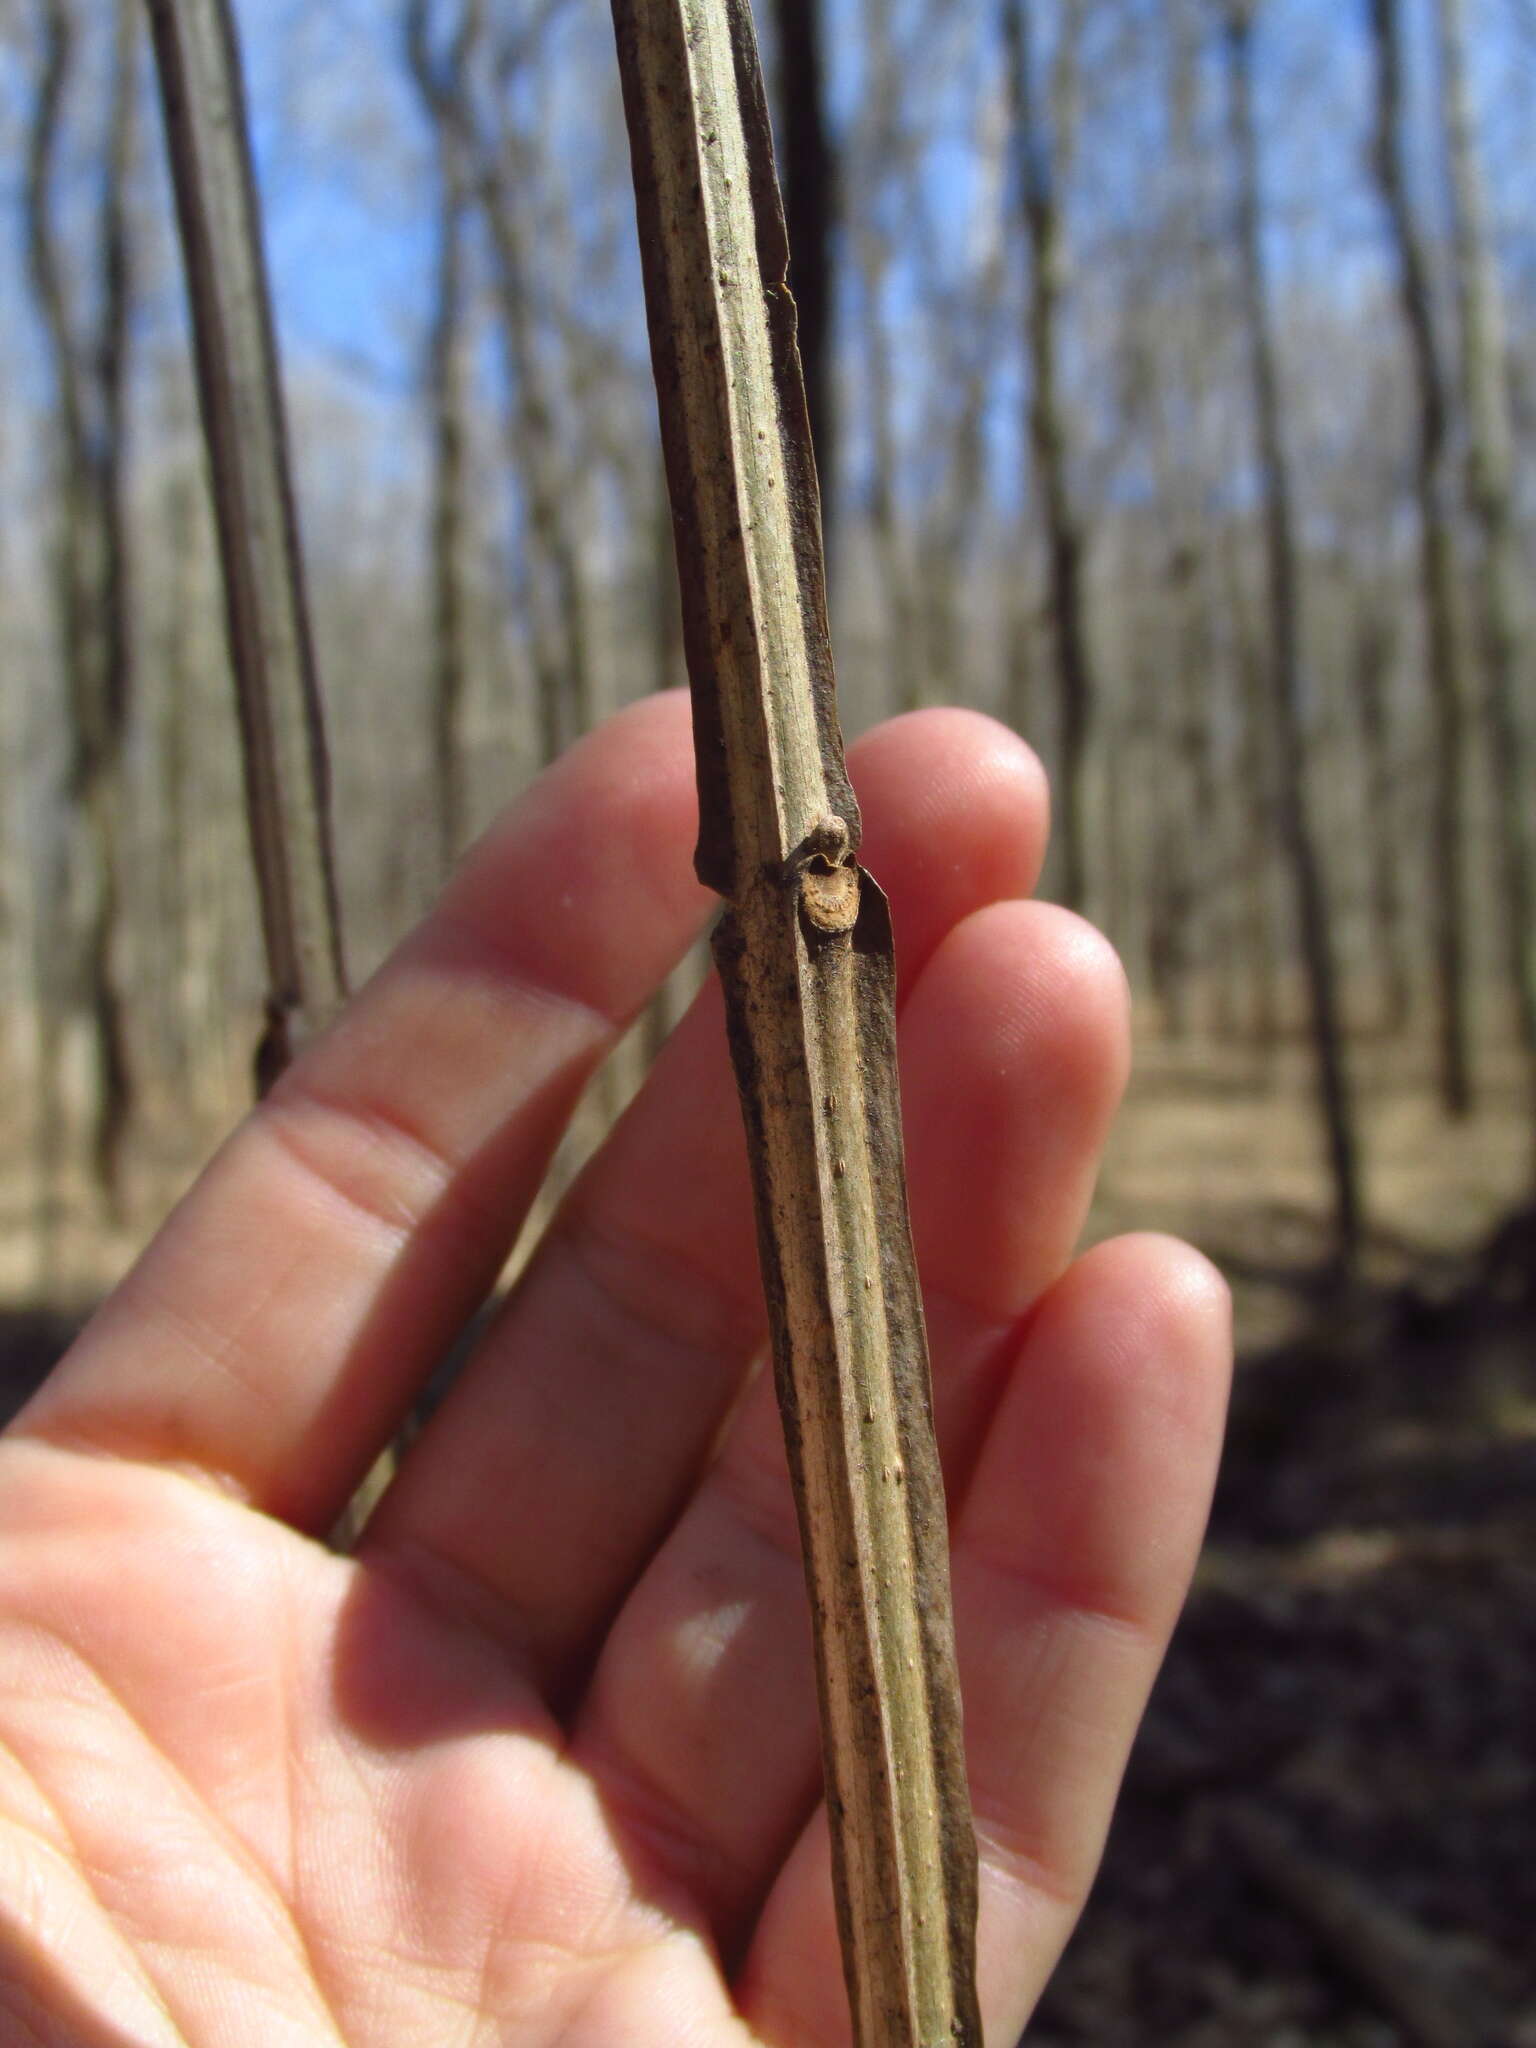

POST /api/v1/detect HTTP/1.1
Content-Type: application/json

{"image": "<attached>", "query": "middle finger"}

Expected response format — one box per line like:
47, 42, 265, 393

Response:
569, 895, 1130, 1942
362, 710, 1047, 1686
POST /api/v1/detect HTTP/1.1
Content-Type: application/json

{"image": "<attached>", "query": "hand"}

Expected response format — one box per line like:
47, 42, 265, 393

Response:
0, 696, 1230, 2047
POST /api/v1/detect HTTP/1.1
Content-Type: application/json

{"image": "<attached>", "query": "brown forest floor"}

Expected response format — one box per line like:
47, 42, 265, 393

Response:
1040, 1043, 1536, 2047
1, 1038, 1533, 2045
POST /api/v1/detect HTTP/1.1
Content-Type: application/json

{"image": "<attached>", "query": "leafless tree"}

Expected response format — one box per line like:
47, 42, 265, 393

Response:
1351, 598, 1413, 1035
1223, 0, 1362, 1268
1369, 0, 1474, 1116
147, 0, 349, 1084
427, 0, 594, 768
852, 0, 926, 718
8, 0, 1533, 1293
916, 60, 1008, 714
1437, 0, 1536, 1102
774, 0, 837, 526
23, 0, 139, 1215
405, 0, 482, 875
1002, 0, 1096, 913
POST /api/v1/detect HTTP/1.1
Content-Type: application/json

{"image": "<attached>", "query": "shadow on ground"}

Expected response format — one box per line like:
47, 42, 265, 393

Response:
0, 1304, 87, 1429
1032, 1206, 1536, 2046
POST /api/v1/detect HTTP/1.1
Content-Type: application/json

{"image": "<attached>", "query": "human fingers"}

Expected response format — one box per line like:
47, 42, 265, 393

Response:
13, 694, 710, 1530
736, 1234, 1232, 2046
568, 900, 1130, 1936
360, 711, 1049, 1685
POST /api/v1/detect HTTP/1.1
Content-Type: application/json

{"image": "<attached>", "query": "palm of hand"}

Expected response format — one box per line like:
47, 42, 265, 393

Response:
0, 1456, 760, 2045
0, 701, 1229, 2047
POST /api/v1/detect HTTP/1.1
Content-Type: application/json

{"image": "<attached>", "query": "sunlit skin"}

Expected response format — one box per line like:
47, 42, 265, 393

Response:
0, 696, 1230, 2046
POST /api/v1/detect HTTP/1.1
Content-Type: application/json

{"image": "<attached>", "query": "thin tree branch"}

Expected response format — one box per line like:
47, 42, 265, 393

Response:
25, 0, 90, 766
1437, 0, 1536, 1103
145, 0, 348, 1086
1368, 0, 1474, 1116
1222, 0, 1361, 1272
608, 4, 981, 2041
1223, 1801, 1501, 2048
24, 0, 139, 1209
405, 0, 481, 874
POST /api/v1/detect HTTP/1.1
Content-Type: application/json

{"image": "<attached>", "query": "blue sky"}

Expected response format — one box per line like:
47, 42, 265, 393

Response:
0, 0, 1527, 512
221, 0, 1529, 420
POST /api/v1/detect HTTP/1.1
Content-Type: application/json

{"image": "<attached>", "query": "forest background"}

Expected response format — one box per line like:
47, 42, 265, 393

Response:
1, 0, 1533, 2039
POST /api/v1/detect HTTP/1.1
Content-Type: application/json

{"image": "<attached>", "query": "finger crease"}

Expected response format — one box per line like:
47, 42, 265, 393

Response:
585, 1742, 754, 1926
430, 902, 623, 1044
259, 1088, 460, 1251
549, 1199, 765, 1387
971, 1809, 1086, 1917
705, 1439, 806, 1568
963, 1542, 1156, 1649
359, 1533, 542, 1677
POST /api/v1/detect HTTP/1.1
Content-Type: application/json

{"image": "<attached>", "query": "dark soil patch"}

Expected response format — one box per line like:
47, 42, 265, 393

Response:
0, 1305, 85, 1427
1032, 1207, 1536, 2045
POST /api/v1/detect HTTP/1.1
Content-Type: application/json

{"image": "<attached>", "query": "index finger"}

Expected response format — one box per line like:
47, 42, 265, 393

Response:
12, 693, 710, 1530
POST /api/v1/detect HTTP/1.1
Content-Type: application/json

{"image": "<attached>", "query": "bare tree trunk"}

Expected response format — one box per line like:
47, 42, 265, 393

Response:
150, 0, 371, 1528
1369, 0, 1473, 1115
24, 2, 90, 802
1352, 600, 1412, 1035
921, 378, 990, 711
1214, 517, 1282, 1053
773, 0, 837, 530
1177, 576, 1223, 1036
24, 0, 139, 1226
1163, 0, 1237, 1041
397, 7, 592, 771
861, 233, 925, 715
1143, 683, 1188, 1032
405, 0, 479, 876
854, 0, 925, 717
147, 0, 349, 1083
1005, 585, 1040, 742
1224, 0, 1362, 1271
491, 230, 590, 769
922, 99, 1006, 714
1436, 0, 1536, 1099
482, 58, 592, 765
1003, 0, 1094, 913
1138, 556, 1219, 1043
427, 130, 471, 875
23, 0, 85, 1267
1146, 423, 1219, 1040
82, 0, 139, 1205
156, 463, 198, 1075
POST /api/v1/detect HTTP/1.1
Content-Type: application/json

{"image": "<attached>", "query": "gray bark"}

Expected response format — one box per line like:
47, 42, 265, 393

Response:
773, 0, 837, 528
1003, 0, 1095, 914
405, 0, 480, 875
24, 0, 139, 1218
854, 0, 925, 717
1224, 0, 1362, 1269
1352, 600, 1412, 1035
1437, 0, 1536, 1096
146, 0, 349, 1087
1369, 0, 1474, 1115
469, 19, 593, 766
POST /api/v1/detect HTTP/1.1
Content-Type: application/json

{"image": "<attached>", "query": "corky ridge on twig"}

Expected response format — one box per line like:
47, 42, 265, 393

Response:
609, 4, 982, 2040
